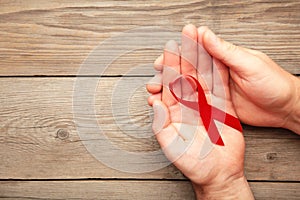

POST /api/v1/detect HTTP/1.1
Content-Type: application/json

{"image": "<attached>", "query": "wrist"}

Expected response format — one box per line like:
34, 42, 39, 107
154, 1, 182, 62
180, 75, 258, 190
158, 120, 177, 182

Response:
192, 175, 254, 200
283, 75, 300, 134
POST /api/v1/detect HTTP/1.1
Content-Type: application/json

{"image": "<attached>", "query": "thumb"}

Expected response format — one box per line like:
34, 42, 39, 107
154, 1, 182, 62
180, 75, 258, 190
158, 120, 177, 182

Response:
202, 27, 261, 77
152, 100, 170, 134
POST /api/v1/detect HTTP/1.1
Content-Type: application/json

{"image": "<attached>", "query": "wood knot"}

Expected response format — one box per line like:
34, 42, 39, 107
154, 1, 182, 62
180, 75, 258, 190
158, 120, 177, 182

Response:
266, 152, 277, 161
57, 129, 69, 140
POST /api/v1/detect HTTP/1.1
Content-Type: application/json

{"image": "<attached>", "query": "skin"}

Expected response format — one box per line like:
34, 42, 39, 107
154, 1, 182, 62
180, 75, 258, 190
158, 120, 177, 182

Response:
148, 26, 300, 135
147, 24, 300, 199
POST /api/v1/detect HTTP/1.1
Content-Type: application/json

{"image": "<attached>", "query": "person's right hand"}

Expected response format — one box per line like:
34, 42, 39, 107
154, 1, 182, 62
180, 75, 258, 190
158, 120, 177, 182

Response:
200, 27, 300, 134
148, 26, 300, 134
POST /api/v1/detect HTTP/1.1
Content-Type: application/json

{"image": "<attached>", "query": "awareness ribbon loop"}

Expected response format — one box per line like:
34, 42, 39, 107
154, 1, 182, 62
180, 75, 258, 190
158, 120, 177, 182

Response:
169, 75, 242, 146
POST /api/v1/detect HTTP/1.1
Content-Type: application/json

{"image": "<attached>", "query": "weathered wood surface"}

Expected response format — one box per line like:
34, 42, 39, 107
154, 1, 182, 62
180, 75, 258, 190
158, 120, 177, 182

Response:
0, 77, 299, 181
1, 0, 300, 199
0, 181, 299, 200
0, 0, 299, 76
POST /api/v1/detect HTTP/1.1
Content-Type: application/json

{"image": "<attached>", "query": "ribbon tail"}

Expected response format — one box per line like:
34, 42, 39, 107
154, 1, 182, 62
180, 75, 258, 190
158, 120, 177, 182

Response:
206, 119, 225, 146
212, 107, 243, 132
200, 105, 225, 146
169, 75, 242, 147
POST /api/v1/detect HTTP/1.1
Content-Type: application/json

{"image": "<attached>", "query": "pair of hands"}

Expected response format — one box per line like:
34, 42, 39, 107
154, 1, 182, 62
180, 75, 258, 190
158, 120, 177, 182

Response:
146, 24, 300, 199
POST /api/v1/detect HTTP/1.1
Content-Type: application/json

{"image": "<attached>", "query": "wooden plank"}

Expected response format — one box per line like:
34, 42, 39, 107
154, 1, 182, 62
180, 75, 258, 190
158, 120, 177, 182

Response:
0, 0, 299, 76
0, 77, 299, 180
0, 181, 299, 200
250, 182, 300, 200
0, 180, 195, 200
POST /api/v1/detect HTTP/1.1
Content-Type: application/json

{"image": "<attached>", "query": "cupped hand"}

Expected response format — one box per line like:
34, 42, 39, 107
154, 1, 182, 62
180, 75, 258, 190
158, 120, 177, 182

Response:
147, 24, 253, 199
148, 26, 300, 134
202, 27, 300, 132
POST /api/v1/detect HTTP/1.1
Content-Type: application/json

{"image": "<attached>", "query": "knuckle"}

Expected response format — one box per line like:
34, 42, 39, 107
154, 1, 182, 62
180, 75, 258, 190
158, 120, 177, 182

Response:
248, 48, 270, 61
252, 49, 266, 57
225, 42, 239, 53
220, 40, 239, 62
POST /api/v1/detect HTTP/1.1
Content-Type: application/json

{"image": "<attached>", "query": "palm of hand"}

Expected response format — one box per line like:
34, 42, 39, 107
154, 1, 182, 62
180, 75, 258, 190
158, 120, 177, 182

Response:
162, 92, 244, 185
149, 25, 245, 185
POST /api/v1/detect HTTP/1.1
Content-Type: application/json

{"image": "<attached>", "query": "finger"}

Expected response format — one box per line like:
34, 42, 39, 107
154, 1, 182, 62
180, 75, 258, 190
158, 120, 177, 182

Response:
152, 100, 171, 134
162, 40, 181, 106
180, 24, 198, 98
181, 24, 198, 77
212, 58, 230, 100
197, 26, 213, 92
202, 27, 261, 77
152, 101, 187, 162
154, 54, 164, 71
148, 93, 162, 106
146, 73, 162, 94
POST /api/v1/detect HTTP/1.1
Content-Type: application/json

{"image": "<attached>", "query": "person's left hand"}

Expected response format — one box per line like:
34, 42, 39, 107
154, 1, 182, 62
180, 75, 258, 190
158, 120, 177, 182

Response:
146, 24, 253, 199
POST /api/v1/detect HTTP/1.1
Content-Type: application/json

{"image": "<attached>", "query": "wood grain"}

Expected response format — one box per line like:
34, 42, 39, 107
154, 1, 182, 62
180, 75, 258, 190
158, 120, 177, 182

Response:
0, 181, 299, 200
0, 0, 299, 76
0, 77, 299, 180
1, 1, 300, 198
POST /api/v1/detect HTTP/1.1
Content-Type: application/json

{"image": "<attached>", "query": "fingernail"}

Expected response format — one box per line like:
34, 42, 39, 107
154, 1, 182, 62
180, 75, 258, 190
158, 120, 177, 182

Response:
165, 40, 179, 53
154, 55, 163, 71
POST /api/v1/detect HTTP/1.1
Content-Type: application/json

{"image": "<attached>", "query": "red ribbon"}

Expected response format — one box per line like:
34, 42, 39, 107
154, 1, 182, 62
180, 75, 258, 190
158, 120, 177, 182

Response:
169, 75, 242, 146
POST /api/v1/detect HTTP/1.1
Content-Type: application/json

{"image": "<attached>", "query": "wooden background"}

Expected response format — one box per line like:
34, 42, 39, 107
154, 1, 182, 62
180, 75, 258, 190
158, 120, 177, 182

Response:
0, 0, 299, 199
